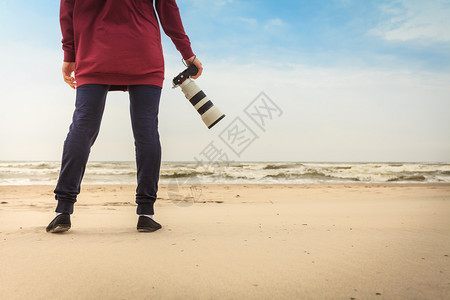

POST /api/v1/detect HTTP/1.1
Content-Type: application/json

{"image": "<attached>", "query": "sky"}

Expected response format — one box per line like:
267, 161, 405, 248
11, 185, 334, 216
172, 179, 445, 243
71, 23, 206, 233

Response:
0, 0, 449, 162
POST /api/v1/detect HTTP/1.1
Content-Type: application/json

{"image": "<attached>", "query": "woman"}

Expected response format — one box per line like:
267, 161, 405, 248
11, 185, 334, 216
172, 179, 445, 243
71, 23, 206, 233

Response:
46, 0, 203, 233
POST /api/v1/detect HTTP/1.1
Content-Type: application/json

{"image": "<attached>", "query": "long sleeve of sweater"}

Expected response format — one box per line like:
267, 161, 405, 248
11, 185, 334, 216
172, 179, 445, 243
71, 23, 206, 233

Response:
155, 0, 195, 60
60, 0, 75, 62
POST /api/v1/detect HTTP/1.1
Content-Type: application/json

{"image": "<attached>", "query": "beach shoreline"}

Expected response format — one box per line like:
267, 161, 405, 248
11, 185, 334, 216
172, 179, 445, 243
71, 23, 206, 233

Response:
1, 183, 449, 299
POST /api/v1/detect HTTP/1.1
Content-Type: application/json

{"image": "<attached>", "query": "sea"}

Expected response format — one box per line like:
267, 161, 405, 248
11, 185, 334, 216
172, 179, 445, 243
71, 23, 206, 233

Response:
0, 161, 449, 185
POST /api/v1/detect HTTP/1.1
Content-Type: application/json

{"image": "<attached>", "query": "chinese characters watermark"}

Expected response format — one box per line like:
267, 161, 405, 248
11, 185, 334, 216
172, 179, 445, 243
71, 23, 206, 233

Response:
219, 117, 258, 157
168, 92, 282, 206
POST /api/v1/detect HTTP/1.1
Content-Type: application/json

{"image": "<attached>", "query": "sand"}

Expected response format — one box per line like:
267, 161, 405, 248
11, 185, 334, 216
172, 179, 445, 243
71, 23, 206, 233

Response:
0, 183, 449, 299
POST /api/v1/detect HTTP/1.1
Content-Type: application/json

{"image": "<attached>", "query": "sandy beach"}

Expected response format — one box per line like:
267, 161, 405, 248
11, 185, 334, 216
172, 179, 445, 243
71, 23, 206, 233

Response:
0, 184, 449, 299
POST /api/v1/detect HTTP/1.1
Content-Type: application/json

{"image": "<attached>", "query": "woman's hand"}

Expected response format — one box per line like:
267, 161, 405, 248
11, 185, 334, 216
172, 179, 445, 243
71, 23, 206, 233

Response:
184, 56, 203, 79
62, 62, 76, 89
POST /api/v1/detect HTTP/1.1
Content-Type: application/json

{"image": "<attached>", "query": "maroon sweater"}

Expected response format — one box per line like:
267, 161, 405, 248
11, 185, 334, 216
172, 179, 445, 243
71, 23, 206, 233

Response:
60, 0, 195, 91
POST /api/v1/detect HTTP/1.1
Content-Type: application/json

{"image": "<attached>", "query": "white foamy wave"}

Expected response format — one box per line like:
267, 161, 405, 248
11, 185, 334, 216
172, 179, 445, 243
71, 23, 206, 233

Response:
0, 161, 449, 185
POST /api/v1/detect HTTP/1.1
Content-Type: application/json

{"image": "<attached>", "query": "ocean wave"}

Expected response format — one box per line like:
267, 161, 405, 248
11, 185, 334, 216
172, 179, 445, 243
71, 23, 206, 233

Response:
160, 171, 215, 179
330, 166, 353, 170
387, 164, 403, 167
85, 170, 136, 176
1, 161, 449, 185
264, 171, 360, 182
387, 175, 427, 182
263, 163, 302, 170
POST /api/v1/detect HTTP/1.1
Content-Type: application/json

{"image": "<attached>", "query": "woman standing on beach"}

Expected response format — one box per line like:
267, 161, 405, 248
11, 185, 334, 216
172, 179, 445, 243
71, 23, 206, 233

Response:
46, 0, 202, 233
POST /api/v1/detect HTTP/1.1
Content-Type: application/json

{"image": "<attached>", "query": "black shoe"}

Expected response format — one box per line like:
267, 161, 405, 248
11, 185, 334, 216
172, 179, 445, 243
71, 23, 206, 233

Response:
46, 213, 71, 233
137, 216, 162, 232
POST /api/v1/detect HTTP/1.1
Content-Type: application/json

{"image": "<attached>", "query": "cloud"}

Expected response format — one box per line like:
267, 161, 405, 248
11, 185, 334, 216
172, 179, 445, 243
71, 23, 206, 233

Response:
206, 62, 450, 162
234, 17, 286, 34
370, 0, 450, 42
264, 18, 286, 31
238, 17, 257, 26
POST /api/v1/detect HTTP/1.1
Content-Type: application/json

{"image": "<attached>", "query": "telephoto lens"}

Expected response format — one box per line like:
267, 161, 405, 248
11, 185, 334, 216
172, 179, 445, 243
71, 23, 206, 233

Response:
173, 65, 225, 129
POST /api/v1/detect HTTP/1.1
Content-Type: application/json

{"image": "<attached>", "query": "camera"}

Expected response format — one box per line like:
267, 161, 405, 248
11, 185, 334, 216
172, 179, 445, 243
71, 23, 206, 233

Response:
173, 64, 225, 129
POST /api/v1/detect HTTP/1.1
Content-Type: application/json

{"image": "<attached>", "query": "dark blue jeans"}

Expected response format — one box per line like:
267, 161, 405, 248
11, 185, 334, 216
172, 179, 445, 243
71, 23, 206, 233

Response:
54, 84, 162, 215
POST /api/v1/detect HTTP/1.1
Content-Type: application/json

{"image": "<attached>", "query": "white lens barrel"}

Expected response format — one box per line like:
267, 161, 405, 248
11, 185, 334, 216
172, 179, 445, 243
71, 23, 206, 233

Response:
180, 79, 201, 99
201, 106, 225, 128
179, 79, 225, 129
